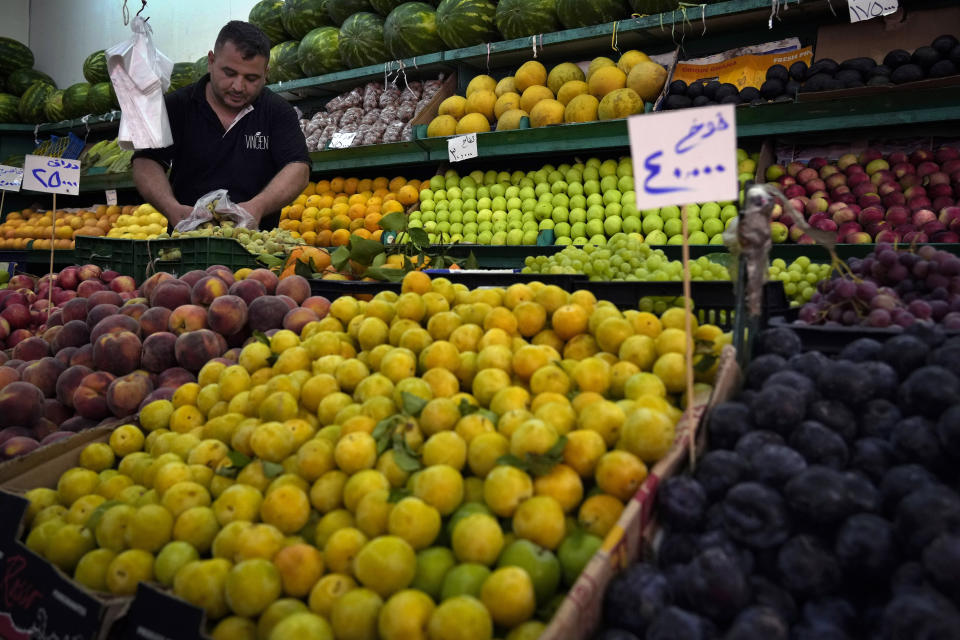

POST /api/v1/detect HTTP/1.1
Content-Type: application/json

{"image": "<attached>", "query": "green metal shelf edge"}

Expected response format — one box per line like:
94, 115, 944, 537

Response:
0, 111, 122, 136
269, 54, 450, 99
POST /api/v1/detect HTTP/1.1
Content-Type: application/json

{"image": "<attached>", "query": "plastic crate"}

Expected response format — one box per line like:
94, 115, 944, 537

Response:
766, 316, 960, 354
309, 273, 589, 301
309, 279, 402, 300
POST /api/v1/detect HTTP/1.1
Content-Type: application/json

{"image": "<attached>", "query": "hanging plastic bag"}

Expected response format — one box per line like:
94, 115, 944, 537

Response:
175, 189, 258, 232
106, 16, 174, 150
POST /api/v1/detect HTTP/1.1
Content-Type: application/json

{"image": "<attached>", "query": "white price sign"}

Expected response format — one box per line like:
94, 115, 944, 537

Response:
329, 132, 357, 149
0, 165, 23, 192
22, 155, 81, 196
105, 189, 118, 206
848, 0, 898, 23
628, 104, 738, 210
448, 133, 478, 163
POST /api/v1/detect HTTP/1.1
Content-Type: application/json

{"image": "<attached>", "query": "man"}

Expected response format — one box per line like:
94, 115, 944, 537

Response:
132, 20, 309, 230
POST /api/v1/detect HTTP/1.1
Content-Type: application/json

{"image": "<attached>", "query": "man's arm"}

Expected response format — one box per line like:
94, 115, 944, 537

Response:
132, 157, 193, 227
237, 161, 310, 226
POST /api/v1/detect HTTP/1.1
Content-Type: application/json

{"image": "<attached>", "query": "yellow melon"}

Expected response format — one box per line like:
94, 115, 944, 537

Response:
466, 75, 497, 97
627, 61, 668, 102
529, 99, 565, 128
438, 95, 468, 119
495, 76, 516, 97
556, 80, 590, 106
514, 60, 548, 92
589, 66, 627, 98
617, 50, 651, 74
519, 85, 554, 113
586, 57, 616, 81
427, 115, 459, 137
496, 109, 528, 131
494, 92, 522, 119
547, 62, 585, 95
465, 89, 497, 122
564, 94, 599, 123
456, 112, 491, 134
597, 88, 643, 120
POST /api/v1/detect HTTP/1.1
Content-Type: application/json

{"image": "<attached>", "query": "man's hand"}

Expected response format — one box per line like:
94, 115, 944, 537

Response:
236, 200, 263, 225
164, 203, 194, 229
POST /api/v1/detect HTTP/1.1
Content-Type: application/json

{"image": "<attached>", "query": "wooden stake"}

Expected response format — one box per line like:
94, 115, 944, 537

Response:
680, 204, 696, 468
49, 195, 56, 310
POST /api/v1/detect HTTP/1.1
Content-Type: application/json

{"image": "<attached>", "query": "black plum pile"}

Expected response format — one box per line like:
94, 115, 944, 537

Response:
796, 244, 960, 329
597, 325, 960, 640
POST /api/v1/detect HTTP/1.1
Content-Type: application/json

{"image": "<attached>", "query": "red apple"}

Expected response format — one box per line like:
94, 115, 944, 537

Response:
859, 194, 882, 209
933, 231, 960, 243
939, 206, 960, 225
57, 267, 80, 290
886, 206, 911, 226
805, 179, 826, 195
883, 193, 907, 207
871, 170, 895, 185
932, 196, 955, 212
875, 229, 901, 243
848, 173, 870, 188
825, 173, 847, 190
910, 149, 933, 164
832, 208, 857, 225
796, 168, 818, 184
888, 151, 908, 165
837, 221, 862, 237
77, 265, 102, 281
903, 230, 929, 243
100, 270, 119, 283
909, 196, 933, 211
109, 276, 137, 294
837, 153, 859, 170
8, 275, 33, 290
935, 147, 959, 163
866, 158, 890, 175
913, 209, 937, 226
858, 207, 884, 226
859, 149, 883, 164
846, 231, 873, 243
808, 157, 828, 170
917, 161, 940, 178
783, 184, 806, 199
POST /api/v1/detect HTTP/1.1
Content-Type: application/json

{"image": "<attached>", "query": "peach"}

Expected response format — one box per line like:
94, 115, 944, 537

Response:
276, 276, 310, 304
21, 357, 67, 398
150, 280, 191, 310
106, 372, 154, 418
41, 431, 73, 445
276, 295, 298, 311
174, 329, 224, 372
87, 290, 123, 308
60, 416, 97, 432
141, 332, 178, 373
2, 304, 31, 330
206, 265, 236, 286
58, 267, 80, 290
91, 315, 141, 344
179, 270, 209, 289
32, 418, 58, 441
0, 366, 20, 391
78, 264, 102, 281
0, 317, 9, 340
44, 398, 71, 426
228, 278, 266, 305
157, 367, 196, 388
223, 348, 241, 362
73, 371, 115, 420
8, 275, 34, 290
0, 427, 32, 446
169, 304, 208, 335
283, 307, 318, 335
139, 307, 172, 337
226, 327, 251, 349
191, 276, 229, 306
53, 290, 77, 306
8, 330, 32, 349
47, 311, 63, 328
92, 331, 142, 376
100, 270, 119, 283
14, 337, 50, 362
247, 296, 289, 332
0, 381, 44, 427
77, 279, 106, 298
61, 297, 89, 323
55, 346, 76, 366
1, 436, 39, 459
119, 303, 148, 322
51, 320, 90, 353
246, 268, 278, 294
110, 276, 137, 294
301, 296, 331, 319
207, 295, 248, 336
86, 304, 120, 329
42, 325, 61, 345
140, 387, 175, 411
141, 272, 175, 301
70, 344, 94, 368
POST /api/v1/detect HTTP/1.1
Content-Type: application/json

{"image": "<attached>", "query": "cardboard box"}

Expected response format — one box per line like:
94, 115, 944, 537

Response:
407, 72, 459, 129
672, 45, 813, 91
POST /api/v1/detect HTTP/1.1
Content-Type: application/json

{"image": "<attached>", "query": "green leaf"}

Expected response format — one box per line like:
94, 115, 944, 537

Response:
465, 251, 478, 270
401, 391, 428, 417
380, 211, 407, 232
84, 499, 121, 532
227, 450, 252, 468
216, 465, 240, 478
458, 399, 480, 416
372, 253, 387, 268
363, 266, 405, 283
409, 228, 429, 250
393, 445, 422, 472
694, 353, 718, 373
387, 487, 413, 503
330, 245, 350, 271
350, 236, 387, 266
545, 435, 568, 459
251, 331, 270, 347
478, 408, 498, 425
495, 454, 530, 472
373, 415, 399, 440
433, 256, 446, 269
257, 253, 284, 269
703, 252, 734, 268
262, 461, 285, 478
294, 259, 315, 279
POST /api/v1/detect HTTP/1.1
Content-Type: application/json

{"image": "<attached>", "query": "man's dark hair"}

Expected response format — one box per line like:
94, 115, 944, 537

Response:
215, 21, 270, 60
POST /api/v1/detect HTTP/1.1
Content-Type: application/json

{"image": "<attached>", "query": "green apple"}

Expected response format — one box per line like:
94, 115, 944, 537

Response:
434, 189, 447, 202
435, 200, 449, 212
449, 198, 463, 212
521, 198, 537, 213
408, 219, 423, 229
492, 196, 507, 211
605, 203, 622, 218
720, 205, 738, 222
498, 171, 511, 183
437, 221, 451, 234
621, 190, 636, 208
641, 215, 663, 234
770, 221, 788, 243
551, 207, 569, 224
478, 221, 492, 233
554, 222, 571, 237
599, 159, 617, 176
534, 202, 553, 220
463, 198, 478, 212
709, 233, 725, 245
667, 234, 683, 245
430, 175, 445, 190
549, 181, 567, 196
545, 170, 561, 184
589, 234, 607, 245
585, 194, 603, 209
491, 211, 506, 224
436, 210, 449, 222
556, 236, 573, 246
519, 187, 535, 200
586, 205, 604, 221
535, 183, 551, 197
441, 563, 491, 600
477, 186, 490, 199
428, 232, 438, 243
569, 208, 586, 224
521, 212, 536, 224
552, 193, 569, 209
663, 218, 682, 237
565, 170, 582, 184
700, 202, 721, 219
569, 195, 587, 210
464, 222, 478, 235
689, 231, 709, 244
490, 231, 506, 245
409, 211, 421, 221
659, 205, 680, 220
505, 185, 520, 199
617, 159, 633, 176
617, 176, 633, 192
583, 180, 600, 196
600, 175, 618, 192
463, 175, 479, 188
571, 222, 587, 238
450, 233, 463, 243
621, 203, 639, 218
567, 182, 584, 198
484, 170, 497, 185
464, 232, 477, 243
737, 148, 748, 162
463, 211, 477, 223
602, 190, 621, 205
533, 220, 548, 231
519, 177, 534, 189
687, 217, 703, 233
703, 218, 724, 237
572, 236, 587, 246
498, 540, 561, 605
424, 220, 437, 233
621, 217, 640, 234
603, 216, 622, 235
585, 219, 604, 237
557, 532, 602, 587
523, 230, 539, 245
421, 200, 436, 213
507, 229, 523, 245
449, 210, 463, 224
422, 211, 436, 222
476, 197, 491, 210
645, 229, 667, 244
490, 184, 506, 198
507, 197, 522, 210
447, 186, 462, 200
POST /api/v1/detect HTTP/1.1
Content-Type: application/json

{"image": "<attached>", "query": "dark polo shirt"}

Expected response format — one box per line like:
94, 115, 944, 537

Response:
133, 74, 309, 228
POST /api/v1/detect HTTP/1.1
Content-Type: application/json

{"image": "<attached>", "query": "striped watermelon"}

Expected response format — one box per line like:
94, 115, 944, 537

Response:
339, 12, 391, 68
370, 0, 404, 15
8, 69, 56, 97
328, 0, 374, 25
194, 56, 208, 80
0, 37, 34, 76
282, 0, 333, 38
249, 0, 290, 45
62, 83, 91, 119
384, 3, 445, 59
83, 50, 109, 84
629, 0, 682, 12
18, 82, 54, 123
436, 0, 498, 49
496, 0, 561, 40
268, 41, 303, 83
298, 27, 345, 76
87, 82, 117, 115
0, 94, 21, 123
556, 0, 630, 28
44, 90, 65, 122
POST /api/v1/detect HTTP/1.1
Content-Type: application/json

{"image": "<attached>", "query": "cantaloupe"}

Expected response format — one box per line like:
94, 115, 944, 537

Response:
496, 108, 527, 130
556, 80, 589, 106
514, 60, 547, 92
589, 66, 627, 98
494, 92, 521, 119
627, 61, 667, 102
466, 74, 496, 97
586, 56, 616, 80
547, 62, 585, 95
438, 95, 468, 119
519, 85, 554, 113
530, 99, 564, 128
564, 94, 599, 123
428, 114, 458, 137
456, 112, 491, 133
617, 50, 650, 74
495, 76, 516, 97
597, 88, 643, 120
465, 89, 497, 122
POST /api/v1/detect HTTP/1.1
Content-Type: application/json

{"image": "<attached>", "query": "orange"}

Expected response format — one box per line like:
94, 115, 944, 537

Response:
364, 214, 382, 232
331, 229, 351, 246
348, 204, 366, 219
388, 177, 406, 192
317, 230, 333, 246
373, 177, 390, 190
397, 185, 419, 206
344, 178, 359, 195
382, 200, 404, 215
353, 229, 372, 240
331, 215, 351, 231
329, 178, 345, 192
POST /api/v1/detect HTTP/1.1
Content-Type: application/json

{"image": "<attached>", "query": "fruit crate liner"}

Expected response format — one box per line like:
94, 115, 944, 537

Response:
767, 314, 960, 355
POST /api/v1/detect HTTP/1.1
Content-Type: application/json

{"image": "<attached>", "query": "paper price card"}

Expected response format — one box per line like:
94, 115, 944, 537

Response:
329, 132, 357, 149
0, 165, 23, 192
448, 133, 478, 163
628, 104, 738, 210
22, 155, 81, 196
105, 190, 118, 206
848, 0, 898, 23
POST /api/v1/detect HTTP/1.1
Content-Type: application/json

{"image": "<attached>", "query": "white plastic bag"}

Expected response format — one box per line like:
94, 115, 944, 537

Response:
106, 16, 174, 150
175, 189, 258, 231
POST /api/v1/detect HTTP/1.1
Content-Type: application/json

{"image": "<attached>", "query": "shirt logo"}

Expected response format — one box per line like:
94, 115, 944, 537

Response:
245, 131, 269, 150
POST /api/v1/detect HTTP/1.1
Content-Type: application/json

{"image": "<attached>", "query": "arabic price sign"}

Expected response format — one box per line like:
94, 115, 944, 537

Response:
0, 165, 23, 192
848, 0, 898, 23
448, 133, 478, 163
329, 132, 357, 149
105, 190, 118, 206
22, 155, 81, 196
628, 104, 738, 210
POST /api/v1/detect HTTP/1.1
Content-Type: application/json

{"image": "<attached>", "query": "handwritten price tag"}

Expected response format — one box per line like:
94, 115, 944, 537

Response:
105, 189, 118, 206
0, 165, 23, 192
448, 133, 478, 163
329, 132, 357, 149
848, 0, 898, 23
628, 104, 738, 210
22, 155, 81, 196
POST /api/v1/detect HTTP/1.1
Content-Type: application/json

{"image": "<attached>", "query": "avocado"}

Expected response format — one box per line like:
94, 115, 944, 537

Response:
739, 86, 761, 102
808, 58, 839, 77
840, 57, 877, 74
789, 61, 808, 81
891, 63, 924, 84
870, 64, 892, 77
928, 59, 958, 78
686, 82, 704, 98
883, 49, 912, 68
692, 95, 712, 107
841, 76, 865, 89
951, 45, 960, 66
716, 83, 739, 100
932, 35, 959, 55
720, 94, 742, 104
785, 79, 801, 95
760, 79, 784, 99
801, 73, 834, 92
867, 75, 892, 87
766, 64, 789, 82
703, 80, 721, 100
664, 94, 692, 110
837, 69, 864, 85
669, 79, 688, 94
911, 46, 941, 70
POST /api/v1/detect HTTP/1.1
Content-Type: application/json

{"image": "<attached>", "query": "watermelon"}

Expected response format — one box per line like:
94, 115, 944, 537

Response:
83, 50, 109, 84
384, 3, 445, 59
87, 82, 117, 115
0, 37, 34, 76
298, 27, 345, 76
435, 0, 498, 50
44, 90, 65, 122
62, 83, 91, 119
328, 0, 374, 25
370, 0, 404, 15
7, 69, 56, 97
629, 0, 682, 12
194, 56, 208, 80
168, 62, 197, 93
249, 0, 290, 45
0, 94, 21, 123
339, 12, 391, 68
556, 0, 630, 29
282, 0, 334, 39
18, 82, 55, 123
268, 41, 303, 83
495, 0, 561, 40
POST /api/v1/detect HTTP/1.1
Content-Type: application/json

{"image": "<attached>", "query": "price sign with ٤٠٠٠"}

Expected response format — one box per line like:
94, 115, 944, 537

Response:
22, 155, 81, 196
628, 104, 738, 211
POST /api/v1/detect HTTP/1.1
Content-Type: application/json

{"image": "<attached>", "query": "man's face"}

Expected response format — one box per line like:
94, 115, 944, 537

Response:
207, 40, 267, 110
